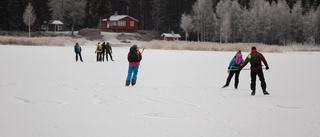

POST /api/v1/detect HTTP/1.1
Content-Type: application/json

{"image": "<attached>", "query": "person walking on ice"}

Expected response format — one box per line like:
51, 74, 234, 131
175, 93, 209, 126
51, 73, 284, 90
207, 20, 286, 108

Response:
222, 50, 244, 89
74, 42, 83, 62
239, 46, 270, 96
125, 45, 142, 86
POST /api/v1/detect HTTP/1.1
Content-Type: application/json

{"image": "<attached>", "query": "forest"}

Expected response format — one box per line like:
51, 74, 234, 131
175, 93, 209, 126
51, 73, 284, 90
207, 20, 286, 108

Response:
0, 0, 320, 45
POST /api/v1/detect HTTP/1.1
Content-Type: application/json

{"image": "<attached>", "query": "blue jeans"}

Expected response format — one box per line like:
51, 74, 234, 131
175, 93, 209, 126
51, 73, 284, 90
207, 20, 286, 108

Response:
126, 65, 139, 81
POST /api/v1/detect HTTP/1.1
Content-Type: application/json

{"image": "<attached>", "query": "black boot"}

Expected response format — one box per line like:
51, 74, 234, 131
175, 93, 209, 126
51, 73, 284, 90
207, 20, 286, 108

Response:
125, 80, 130, 86
251, 90, 256, 96
131, 80, 136, 86
222, 85, 228, 88
263, 90, 269, 95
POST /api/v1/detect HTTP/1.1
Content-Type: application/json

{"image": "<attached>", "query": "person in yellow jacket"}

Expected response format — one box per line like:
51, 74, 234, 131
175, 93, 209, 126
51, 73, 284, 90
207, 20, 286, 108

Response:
95, 42, 103, 61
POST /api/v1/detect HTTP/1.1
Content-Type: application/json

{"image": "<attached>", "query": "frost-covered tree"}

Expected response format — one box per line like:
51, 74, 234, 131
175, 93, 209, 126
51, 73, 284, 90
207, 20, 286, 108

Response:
192, 0, 214, 42
63, 0, 87, 36
315, 6, 320, 44
220, 12, 231, 43
290, 1, 304, 43
216, 0, 231, 43
238, 9, 256, 43
302, 8, 317, 45
271, 0, 291, 45
23, 2, 36, 38
180, 13, 193, 41
50, 0, 64, 20
229, 0, 242, 42
251, 0, 270, 43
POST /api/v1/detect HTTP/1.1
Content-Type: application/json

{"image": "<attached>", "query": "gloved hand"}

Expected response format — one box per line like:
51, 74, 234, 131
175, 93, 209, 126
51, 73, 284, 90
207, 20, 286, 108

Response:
266, 66, 269, 70
238, 66, 243, 71
227, 67, 231, 73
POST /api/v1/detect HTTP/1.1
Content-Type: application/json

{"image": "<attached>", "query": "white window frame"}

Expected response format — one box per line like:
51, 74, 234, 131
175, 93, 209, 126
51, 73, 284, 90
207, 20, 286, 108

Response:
117, 21, 126, 26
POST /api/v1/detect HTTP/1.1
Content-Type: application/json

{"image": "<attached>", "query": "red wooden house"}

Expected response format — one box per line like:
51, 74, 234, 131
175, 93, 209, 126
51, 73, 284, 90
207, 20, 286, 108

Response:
101, 15, 138, 32
161, 33, 181, 41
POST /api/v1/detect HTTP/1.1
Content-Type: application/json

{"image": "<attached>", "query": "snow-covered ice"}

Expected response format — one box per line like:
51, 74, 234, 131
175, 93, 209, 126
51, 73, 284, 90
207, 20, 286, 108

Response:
0, 44, 320, 137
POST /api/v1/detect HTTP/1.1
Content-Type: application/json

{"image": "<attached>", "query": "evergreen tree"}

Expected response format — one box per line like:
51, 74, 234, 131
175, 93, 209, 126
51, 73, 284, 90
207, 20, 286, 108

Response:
7, 0, 27, 30
63, 0, 87, 35
32, 0, 52, 31
150, 0, 167, 31
110, 0, 130, 14
89, 0, 112, 32
0, 0, 10, 30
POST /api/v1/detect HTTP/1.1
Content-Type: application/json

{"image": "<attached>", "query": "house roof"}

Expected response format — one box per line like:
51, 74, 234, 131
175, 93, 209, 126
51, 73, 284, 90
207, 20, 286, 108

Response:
109, 15, 138, 22
161, 33, 181, 38
50, 20, 63, 25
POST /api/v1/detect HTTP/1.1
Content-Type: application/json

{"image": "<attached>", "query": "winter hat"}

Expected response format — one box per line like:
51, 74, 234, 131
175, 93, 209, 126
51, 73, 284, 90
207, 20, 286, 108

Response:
252, 46, 256, 50
237, 50, 241, 53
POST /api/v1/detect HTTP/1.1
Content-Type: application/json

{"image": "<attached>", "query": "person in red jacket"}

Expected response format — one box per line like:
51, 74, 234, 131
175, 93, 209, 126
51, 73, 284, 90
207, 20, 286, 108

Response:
125, 45, 142, 86
239, 46, 269, 96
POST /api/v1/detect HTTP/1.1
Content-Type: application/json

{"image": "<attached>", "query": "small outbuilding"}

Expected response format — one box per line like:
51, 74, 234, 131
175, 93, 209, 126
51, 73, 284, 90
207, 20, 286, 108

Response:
101, 12, 138, 32
48, 20, 63, 32
161, 33, 181, 41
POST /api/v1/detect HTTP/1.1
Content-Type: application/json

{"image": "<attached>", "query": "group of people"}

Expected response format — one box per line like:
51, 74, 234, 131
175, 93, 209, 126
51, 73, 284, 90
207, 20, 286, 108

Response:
75, 42, 269, 96
73, 42, 114, 62
74, 42, 142, 87
222, 46, 270, 96
95, 42, 114, 62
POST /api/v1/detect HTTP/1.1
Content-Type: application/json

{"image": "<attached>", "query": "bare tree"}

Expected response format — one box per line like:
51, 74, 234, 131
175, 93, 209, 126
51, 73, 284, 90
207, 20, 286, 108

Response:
23, 2, 36, 38
180, 13, 193, 41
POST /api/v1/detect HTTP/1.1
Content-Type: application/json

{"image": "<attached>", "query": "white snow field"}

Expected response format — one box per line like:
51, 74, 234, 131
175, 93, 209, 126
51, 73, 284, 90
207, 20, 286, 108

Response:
1, 44, 320, 137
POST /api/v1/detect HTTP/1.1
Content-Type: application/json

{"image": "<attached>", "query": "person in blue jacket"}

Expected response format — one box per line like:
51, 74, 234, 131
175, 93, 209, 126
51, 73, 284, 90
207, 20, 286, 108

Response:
74, 42, 83, 62
222, 50, 244, 89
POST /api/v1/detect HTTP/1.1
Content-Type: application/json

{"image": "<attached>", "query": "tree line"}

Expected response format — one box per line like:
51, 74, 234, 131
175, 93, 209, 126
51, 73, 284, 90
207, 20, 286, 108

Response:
0, 0, 319, 45
182, 0, 320, 45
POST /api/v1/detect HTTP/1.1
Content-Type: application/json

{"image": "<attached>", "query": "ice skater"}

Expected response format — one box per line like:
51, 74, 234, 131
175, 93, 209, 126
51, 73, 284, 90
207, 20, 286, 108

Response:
125, 45, 142, 86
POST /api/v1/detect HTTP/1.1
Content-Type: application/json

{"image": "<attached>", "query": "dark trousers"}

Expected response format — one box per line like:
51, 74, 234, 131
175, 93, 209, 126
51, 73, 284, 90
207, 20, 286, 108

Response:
76, 52, 83, 62
251, 69, 267, 91
106, 52, 113, 61
96, 52, 102, 61
225, 70, 240, 88
102, 52, 105, 61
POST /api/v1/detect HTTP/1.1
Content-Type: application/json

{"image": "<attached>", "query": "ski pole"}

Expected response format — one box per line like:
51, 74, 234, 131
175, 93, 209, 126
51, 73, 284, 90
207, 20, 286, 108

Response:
141, 48, 145, 54
229, 68, 267, 71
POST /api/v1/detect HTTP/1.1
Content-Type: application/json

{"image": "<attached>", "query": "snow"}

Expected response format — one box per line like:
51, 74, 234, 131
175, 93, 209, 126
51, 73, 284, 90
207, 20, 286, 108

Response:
1, 44, 320, 137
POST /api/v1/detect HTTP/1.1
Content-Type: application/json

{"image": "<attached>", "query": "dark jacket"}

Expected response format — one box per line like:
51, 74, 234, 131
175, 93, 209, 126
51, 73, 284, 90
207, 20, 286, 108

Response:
241, 49, 268, 69
127, 45, 142, 66
74, 43, 81, 53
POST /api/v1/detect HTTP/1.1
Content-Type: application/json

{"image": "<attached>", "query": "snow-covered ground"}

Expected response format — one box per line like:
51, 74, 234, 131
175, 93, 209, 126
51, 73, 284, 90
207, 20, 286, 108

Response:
0, 44, 320, 137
